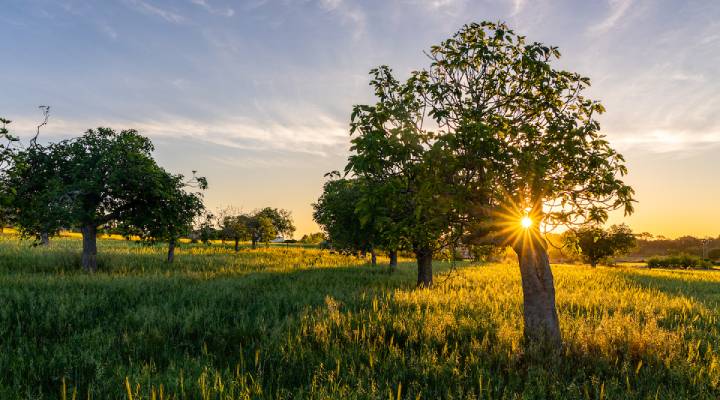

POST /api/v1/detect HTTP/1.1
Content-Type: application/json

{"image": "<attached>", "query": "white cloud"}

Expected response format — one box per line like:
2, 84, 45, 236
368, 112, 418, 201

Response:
588, 0, 633, 34
611, 129, 720, 153
125, 0, 185, 23
9, 114, 350, 157
190, 0, 235, 17
317, 0, 366, 40
510, 0, 526, 16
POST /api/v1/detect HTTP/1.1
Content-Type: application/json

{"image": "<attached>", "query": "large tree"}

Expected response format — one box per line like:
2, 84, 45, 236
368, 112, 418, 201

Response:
347, 22, 635, 348
421, 22, 635, 348
10, 127, 185, 271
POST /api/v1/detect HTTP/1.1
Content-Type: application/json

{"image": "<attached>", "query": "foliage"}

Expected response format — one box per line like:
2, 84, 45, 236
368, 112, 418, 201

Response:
300, 232, 326, 245
5, 141, 69, 242
254, 207, 295, 239
0, 234, 719, 399
246, 214, 276, 246
0, 118, 19, 230
646, 254, 712, 269
313, 176, 377, 253
9, 128, 161, 233
568, 224, 637, 267
123, 169, 207, 260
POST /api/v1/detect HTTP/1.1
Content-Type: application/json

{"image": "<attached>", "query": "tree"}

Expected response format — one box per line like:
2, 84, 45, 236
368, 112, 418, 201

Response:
421, 22, 635, 348
0, 118, 19, 232
300, 232, 326, 245
348, 22, 635, 348
314, 174, 401, 267
219, 212, 249, 252
313, 176, 372, 254
125, 169, 207, 262
195, 212, 217, 245
10, 127, 183, 271
346, 68, 460, 284
246, 214, 276, 248
568, 224, 636, 268
254, 207, 295, 241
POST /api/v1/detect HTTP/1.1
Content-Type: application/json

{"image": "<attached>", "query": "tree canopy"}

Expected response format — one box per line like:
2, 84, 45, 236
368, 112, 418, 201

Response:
568, 224, 637, 268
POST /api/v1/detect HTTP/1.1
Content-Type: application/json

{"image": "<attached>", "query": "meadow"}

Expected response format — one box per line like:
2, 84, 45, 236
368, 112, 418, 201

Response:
0, 234, 719, 399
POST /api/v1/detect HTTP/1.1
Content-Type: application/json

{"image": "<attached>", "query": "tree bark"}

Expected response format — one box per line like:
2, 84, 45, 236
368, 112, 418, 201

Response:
234, 238, 240, 252
415, 246, 433, 288
389, 250, 398, 268
251, 238, 257, 249
512, 233, 562, 350
81, 225, 98, 272
167, 238, 176, 263
39, 231, 50, 246
370, 248, 377, 266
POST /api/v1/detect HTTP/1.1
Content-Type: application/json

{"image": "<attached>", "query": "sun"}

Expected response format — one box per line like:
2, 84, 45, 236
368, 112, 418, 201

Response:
521, 216, 532, 228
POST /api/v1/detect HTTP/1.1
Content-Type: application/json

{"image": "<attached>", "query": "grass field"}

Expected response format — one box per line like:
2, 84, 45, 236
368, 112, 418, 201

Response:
0, 234, 719, 399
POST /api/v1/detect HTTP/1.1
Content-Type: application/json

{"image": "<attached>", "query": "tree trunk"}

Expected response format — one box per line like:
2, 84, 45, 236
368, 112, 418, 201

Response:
512, 234, 562, 350
389, 250, 398, 268
415, 246, 433, 288
251, 238, 257, 249
39, 231, 50, 246
167, 238, 176, 263
370, 248, 377, 266
81, 225, 98, 272
234, 238, 240, 252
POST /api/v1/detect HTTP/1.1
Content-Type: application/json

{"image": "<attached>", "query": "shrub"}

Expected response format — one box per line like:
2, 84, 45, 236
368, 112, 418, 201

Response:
646, 254, 712, 269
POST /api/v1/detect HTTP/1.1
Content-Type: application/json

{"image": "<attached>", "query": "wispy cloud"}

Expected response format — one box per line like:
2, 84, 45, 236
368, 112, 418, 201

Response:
510, 0, 526, 16
318, 0, 366, 40
125, 0, 185, 23
9, 114, 350, 157
588, 0, 633, 34
190, 0, 235, 17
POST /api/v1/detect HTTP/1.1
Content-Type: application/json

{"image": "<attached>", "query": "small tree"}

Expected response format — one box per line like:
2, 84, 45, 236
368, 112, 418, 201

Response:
345, 68, 459, 283
300, 232, 326, 245
220, 212, 249, 252
126, 169, 207, 262
569, 224, 636, 268
255, 207, 295, 241
247, 214, 276, 248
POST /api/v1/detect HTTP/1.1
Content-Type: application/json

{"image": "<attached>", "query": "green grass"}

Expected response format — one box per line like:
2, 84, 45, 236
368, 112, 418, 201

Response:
0, 234, 719, 399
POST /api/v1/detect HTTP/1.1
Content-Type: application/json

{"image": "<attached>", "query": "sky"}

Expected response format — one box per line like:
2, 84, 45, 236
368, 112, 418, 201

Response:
1, 0, 719, 238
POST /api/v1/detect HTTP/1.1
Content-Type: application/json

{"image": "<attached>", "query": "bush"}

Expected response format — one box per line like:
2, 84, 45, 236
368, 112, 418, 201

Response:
646, 254, 712, 269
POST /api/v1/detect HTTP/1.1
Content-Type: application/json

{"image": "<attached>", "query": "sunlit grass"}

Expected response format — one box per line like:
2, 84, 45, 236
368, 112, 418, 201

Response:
0, 234, 718, 399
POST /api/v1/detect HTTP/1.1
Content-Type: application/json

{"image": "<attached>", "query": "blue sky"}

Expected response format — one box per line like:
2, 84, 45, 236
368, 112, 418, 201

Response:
2, 0, 719, 237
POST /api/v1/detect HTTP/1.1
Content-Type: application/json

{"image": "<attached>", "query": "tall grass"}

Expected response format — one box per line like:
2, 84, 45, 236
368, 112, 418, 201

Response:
0, 234, 718, 399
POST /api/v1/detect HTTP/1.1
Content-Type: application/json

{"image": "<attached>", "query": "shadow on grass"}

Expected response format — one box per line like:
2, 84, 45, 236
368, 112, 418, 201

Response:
618, 269, 720, 308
